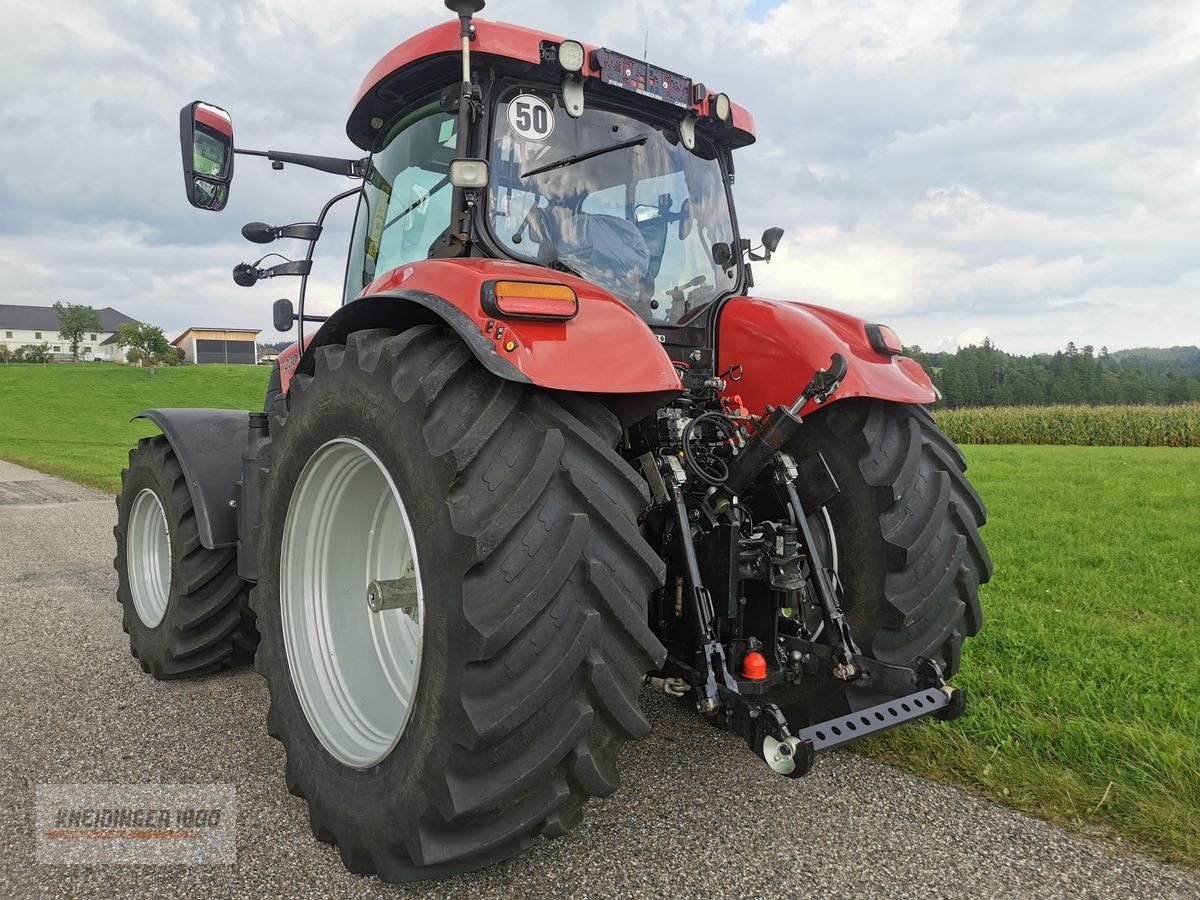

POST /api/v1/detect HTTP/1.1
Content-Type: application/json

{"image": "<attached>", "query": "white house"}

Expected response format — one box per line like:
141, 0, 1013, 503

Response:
0, 304, 140, 361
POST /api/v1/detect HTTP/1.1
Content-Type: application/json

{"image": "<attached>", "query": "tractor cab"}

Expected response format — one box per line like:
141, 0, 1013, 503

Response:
342, 30, 751, 331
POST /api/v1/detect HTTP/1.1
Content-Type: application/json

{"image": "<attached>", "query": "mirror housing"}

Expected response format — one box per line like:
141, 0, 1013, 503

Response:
678, 199, 692, 240
761, 227, 784, 261
273, 299, 295, 332
180, 101, 234, 211
712, 242, 734, 269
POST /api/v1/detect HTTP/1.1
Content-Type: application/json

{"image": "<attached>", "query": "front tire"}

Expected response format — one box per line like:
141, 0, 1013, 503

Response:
252, 326, 665, 881
113, 436, 256, 678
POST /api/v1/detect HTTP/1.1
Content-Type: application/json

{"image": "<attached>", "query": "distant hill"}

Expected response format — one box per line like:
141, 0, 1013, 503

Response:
1107, 346, 1200, 379
906, 342, 1200, 408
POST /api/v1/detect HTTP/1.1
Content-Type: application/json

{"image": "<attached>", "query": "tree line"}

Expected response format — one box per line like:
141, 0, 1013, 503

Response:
908, 341, 1200, 408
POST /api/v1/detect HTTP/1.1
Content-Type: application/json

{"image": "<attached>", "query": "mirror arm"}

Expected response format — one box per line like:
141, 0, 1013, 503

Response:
244, 221, 324, 243
296, 185, 363, 350
263, 259, 313, 278
234, 148, 366, 178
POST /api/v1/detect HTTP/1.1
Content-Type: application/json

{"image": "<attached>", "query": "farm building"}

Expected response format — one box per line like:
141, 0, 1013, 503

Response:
172, 327, 262, 365
0, 304, 140, 361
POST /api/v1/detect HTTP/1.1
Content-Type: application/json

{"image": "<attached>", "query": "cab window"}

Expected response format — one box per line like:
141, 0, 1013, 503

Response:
345, 104, 456, 301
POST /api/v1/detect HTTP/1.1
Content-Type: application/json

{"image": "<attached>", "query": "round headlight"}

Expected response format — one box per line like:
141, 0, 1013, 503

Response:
714, 93, 731, 122
558, 40, 585, 73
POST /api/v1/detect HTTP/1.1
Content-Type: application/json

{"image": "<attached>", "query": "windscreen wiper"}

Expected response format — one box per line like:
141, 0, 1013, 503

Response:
522, 135, 648, 180
548, 258, 583, 278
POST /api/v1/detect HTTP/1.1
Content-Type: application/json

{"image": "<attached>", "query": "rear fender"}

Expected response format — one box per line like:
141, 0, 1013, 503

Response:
279, 259, 681, 402
133, 409, 248, 550
716, 296, 936, 415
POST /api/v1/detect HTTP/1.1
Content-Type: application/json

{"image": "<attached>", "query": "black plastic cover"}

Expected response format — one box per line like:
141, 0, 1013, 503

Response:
134, 409, 250, 549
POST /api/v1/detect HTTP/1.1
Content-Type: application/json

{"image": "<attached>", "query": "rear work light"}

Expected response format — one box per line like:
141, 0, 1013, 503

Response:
482, 280, 579, 321
866, 323, 904, 356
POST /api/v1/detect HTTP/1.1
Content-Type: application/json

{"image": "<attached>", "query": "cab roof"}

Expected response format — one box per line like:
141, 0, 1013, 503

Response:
347, 18, 755, 152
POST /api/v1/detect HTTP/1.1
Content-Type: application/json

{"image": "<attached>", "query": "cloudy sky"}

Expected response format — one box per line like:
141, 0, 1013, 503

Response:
2, 0, 1196, 354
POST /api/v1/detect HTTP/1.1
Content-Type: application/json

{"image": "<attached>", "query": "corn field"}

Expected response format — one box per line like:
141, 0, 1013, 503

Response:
933, 404, 1200, 447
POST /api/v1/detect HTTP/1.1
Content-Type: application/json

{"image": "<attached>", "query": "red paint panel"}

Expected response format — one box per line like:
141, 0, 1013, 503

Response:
729, 102, 755, 140
276, 334, 315, 395
353, 20, 544, 111
354, 258, 680, 395
194, 104, 231, 136
351, 19, 755, 145
717, 296, 935, 417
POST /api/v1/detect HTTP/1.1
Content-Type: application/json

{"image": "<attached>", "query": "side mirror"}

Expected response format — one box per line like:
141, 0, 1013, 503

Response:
677, 199, 692, 240
180, 101, 234, 211
762, 227, 784, 254
633, 204, 660, 223
273, 299, 295, 332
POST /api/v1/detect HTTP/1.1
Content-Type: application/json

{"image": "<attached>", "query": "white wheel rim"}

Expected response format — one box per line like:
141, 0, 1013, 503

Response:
127, 488, 172, 628
280, 438, 425, 769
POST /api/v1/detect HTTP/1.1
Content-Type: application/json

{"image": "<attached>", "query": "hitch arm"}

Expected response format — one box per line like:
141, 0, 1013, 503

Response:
671, 485, 737, 711
782, 478, 861, 670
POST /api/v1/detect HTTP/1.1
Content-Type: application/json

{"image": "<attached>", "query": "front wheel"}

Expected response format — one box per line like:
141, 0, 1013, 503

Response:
113, 436, 256, 677
252, 326, 666, 881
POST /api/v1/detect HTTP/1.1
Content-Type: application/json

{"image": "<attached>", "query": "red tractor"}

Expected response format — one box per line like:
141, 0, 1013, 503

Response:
116, 1, 990, 881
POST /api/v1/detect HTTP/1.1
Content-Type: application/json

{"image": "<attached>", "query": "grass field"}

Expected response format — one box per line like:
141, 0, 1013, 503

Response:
0, 363, 268, 493
862, 444, 1199, 864
1, 364, 1197, 863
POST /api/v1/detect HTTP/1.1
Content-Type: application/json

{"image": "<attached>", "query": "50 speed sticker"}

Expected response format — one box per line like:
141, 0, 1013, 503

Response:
508, 95, 554, 141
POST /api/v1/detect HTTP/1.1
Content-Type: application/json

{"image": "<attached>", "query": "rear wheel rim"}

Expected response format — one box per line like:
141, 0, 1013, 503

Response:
127, 488, 172, 628
280, 438, 425, 769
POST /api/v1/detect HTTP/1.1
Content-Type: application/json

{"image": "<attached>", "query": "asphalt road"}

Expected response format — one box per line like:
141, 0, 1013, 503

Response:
1, 458, 1196, 900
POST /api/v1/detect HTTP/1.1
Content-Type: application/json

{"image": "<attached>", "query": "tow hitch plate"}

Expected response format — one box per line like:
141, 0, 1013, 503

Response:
797, 687, 954, 753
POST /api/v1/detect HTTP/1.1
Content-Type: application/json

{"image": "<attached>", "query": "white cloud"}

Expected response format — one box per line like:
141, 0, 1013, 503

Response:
0, 0, 1196, 355
956, 326, 991, 348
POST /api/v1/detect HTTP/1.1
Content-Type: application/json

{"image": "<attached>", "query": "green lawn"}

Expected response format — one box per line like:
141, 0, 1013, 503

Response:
0, 363, 268, 493
1, 366, 1196, 863
863, 444, 1199, 865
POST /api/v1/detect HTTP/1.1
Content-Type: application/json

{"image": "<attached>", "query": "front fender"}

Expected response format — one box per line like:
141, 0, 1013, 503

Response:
281, 259, 681, 398
716, 296, 936, 415
133, 409, 248, 550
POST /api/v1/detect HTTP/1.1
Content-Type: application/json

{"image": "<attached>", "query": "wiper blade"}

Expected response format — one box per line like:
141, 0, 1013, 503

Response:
548, 258, 583, 278
522, 135, 648, 180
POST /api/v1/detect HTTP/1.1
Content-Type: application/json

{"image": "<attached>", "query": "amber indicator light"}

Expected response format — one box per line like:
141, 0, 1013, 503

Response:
483, 280, 578, 320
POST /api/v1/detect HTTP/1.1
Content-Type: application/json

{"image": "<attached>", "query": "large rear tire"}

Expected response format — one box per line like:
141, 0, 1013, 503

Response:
774, 400, 991, 719
252, 325, 665, 881
113, 436, 256, 678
